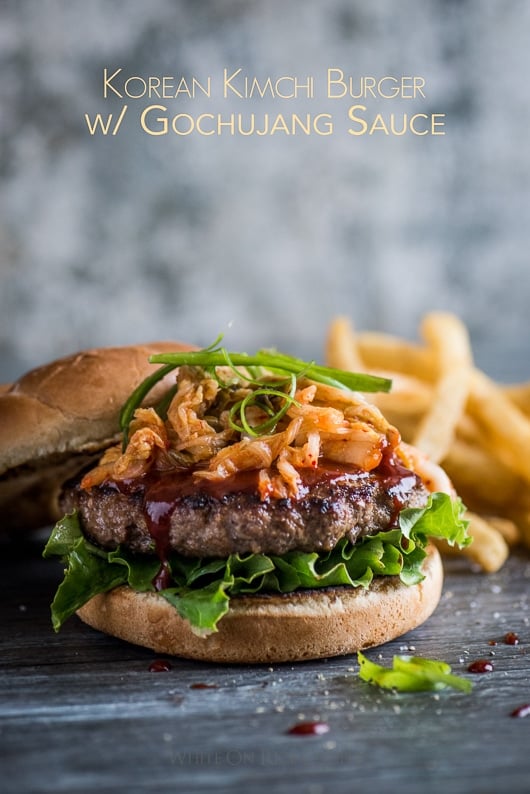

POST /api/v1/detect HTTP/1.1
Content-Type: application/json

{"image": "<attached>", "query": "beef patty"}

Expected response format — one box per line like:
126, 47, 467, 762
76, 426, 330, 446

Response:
60, 455, 429, 558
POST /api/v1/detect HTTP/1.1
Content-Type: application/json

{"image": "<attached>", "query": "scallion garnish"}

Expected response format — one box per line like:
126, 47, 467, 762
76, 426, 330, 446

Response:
228, 375, 298, 437
119, 340, 392, 447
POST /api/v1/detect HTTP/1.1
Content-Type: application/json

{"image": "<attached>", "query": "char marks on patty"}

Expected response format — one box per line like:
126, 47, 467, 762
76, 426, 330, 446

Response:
60, 461, 428, 558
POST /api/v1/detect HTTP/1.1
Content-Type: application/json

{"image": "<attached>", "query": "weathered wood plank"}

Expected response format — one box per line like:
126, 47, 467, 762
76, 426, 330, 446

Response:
1, 537, 530, 794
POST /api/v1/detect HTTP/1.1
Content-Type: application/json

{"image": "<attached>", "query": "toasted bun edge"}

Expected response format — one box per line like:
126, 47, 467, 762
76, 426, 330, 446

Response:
0, 341, 194, 534
0, 341, 193, 475
76, 544, 443, 663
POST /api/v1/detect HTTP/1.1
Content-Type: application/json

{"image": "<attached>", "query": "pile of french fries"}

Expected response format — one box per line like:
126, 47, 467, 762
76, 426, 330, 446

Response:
326, 312, 530, 573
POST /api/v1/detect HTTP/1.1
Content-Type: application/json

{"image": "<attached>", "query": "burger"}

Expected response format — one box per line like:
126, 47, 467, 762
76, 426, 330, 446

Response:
1, 340, 470, 663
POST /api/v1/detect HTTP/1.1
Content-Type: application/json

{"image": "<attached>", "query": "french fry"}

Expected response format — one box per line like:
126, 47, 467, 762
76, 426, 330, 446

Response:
367, 373, 432, 426
442, 438, 522, 511
505, 509, 530, 550
455, 412, 483, 445
503, 382, 530, 417
326, 317, 364, 372
411, 313, 473, 463
486, 516, 521, 547
356, 332, 437, 381
325, 311, 530, 566
468, 369, 530, 485
436, 512, 509, 573
462, 512, 510, 573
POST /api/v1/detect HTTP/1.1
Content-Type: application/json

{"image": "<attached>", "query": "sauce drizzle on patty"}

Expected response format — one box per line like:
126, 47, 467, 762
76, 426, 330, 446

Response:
105, 448, 420, 590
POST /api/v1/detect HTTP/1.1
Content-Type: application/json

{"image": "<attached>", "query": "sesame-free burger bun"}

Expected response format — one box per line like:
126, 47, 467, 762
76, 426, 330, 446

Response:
0, 342, 193, 534
76, 543, 443, 663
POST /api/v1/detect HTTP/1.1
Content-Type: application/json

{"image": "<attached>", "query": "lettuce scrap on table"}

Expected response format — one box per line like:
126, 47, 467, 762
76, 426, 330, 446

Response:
357, 651, 473, 693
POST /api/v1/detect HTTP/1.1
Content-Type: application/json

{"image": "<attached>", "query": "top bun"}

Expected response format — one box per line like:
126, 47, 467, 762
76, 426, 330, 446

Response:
0, 341, 192, 533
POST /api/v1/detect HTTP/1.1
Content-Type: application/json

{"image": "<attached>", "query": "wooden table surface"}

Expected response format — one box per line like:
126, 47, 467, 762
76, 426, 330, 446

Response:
2, 529, 530, 794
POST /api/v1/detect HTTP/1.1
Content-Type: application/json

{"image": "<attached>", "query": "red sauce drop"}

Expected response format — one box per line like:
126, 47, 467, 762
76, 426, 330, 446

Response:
504, 632, 520, 645
287, 721, 330, 736
152, 560, 172, 591
511, 703, 530, 718
467, 659, 494, 674
376, 447, 422, 527
148, 659, 172, 673
190, 683, 218, 689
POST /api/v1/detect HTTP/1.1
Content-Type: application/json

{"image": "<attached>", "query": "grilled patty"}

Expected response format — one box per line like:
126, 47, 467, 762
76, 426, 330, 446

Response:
60, 459, 429, 558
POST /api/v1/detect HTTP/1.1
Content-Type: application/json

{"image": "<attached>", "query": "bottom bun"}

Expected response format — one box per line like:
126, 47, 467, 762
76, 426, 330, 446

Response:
76, 544, 443, 663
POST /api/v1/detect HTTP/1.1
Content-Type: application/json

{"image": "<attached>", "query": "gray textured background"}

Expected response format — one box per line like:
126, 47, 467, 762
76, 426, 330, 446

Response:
1, 0, 529, 382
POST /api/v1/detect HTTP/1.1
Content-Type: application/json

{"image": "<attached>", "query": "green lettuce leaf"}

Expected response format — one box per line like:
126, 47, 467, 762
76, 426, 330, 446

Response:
161, 582, 231, 637
43, 492, 469, 635
43, 514, 130, 631
357, 651, 473, 693
398, 492, 471, 548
